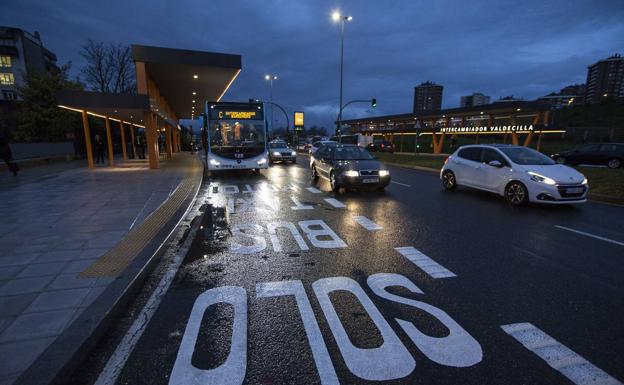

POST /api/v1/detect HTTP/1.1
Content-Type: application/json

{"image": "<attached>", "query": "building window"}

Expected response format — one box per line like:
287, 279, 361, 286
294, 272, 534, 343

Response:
0, 56, 11, 68
2, 90, 17, 100
0, 73, 14, 85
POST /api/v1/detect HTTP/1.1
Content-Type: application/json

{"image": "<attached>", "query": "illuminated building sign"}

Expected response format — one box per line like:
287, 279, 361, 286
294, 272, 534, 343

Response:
439, 125, 534, 133
294, 111, 304, 128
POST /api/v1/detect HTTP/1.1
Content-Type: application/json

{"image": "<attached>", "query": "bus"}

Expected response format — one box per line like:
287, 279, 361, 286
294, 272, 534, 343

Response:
204, 101, 269, 171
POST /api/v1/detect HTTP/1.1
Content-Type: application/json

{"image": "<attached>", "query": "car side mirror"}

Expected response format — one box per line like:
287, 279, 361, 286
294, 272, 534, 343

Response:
488, 160, 503, 168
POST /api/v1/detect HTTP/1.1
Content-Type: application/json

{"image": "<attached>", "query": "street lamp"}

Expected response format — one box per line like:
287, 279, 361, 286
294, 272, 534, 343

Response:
332, 10, 353, 138
265, 74, 278, 133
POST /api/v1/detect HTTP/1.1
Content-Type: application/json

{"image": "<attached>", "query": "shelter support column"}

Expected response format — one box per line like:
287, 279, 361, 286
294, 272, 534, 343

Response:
172, 127, 178, 153
119, 121, 127, 160
437, 132, 445, 153
105, 117, 114, 167
145, 112, 159, 169
81, 110, 94, 169
509, 114, 519, 145
165, 125, 173, 159
130, 123, 137, 159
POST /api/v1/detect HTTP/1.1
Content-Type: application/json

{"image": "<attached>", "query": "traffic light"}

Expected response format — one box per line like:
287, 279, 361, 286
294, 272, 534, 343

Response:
371, 98, 377, 107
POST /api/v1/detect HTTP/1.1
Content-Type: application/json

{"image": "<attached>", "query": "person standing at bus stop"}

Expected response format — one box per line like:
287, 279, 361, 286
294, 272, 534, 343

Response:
94, 133, 105, 164
136, 133, 145, 159
0, 121, 19, 176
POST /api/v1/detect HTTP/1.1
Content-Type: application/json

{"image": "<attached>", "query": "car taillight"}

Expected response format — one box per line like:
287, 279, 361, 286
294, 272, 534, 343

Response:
381, 144, 385, 148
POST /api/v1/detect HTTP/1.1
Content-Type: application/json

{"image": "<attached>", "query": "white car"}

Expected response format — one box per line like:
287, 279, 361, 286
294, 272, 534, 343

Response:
440, 144, 588, 205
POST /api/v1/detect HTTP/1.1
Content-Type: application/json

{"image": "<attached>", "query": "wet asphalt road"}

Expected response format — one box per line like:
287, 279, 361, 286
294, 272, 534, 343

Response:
101, 154, 623, 385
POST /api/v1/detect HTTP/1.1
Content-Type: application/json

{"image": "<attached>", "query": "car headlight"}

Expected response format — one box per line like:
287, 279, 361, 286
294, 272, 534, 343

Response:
273, 151, 280, 156
379, 170, 390, 177
258, 158, 267, 164
582, 177, 588, 185
344, 170, 359, 177
528, 172, 556, 185
291, 151, 297, 156
209, 159, 220, 166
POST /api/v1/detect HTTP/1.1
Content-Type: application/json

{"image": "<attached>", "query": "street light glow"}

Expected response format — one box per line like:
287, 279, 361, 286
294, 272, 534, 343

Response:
331, 11, 341, 21
265, 75, 270, 80
347, 16, 353, 21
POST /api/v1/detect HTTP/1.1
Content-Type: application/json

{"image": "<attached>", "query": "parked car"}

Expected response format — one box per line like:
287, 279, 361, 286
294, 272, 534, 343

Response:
368, 140, 394, 153
310, 144, 391, 192
268, 140, 297, 164
551, 143, 624, 168
441, 144, 588, 205
309, 140, 338, 155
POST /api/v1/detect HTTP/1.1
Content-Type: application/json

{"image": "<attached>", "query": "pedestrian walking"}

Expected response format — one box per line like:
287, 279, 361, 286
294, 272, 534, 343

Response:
94, 133, 105, 164
136, 133, 145, 159
0, 122, 19, 176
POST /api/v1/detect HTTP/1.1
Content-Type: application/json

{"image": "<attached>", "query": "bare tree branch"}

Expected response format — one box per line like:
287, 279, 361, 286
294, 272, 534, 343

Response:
80, 40, 135, 93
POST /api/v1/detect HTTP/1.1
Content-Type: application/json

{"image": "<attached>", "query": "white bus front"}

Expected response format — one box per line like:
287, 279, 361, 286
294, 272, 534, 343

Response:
206, 102, 268, 171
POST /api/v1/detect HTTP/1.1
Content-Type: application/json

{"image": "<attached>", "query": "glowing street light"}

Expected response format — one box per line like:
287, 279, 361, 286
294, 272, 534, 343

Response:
265, 74, 278, 132
331, 10, 353, 137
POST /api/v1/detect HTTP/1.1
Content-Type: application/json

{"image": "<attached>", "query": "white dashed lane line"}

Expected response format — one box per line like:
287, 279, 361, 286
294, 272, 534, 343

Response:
394, 247, 456, 279
306, 187, 322, 194
353, 216, 382, 231
290, 196, 314, 210
324, 198, 346, 208
391, 180, 411, 187
501, 323, 623, 385
555, 225, 624, 247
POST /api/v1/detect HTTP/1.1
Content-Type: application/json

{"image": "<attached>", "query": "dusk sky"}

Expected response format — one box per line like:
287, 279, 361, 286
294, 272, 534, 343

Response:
3, 0, 623, 129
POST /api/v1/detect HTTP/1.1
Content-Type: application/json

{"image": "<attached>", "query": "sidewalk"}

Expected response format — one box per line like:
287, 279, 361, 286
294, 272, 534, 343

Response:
0, 153, 202, 385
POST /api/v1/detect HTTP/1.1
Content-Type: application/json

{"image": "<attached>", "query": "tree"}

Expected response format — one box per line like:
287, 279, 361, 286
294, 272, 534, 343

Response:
16, 63, 83, 141
80, 39, 135, 93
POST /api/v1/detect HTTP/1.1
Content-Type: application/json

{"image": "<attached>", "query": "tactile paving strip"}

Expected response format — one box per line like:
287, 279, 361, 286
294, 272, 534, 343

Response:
80, 156, 202, 278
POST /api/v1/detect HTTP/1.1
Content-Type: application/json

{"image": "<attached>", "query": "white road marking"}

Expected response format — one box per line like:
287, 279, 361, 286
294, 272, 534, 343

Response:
290, 196, 314, 210
306, 186, 322, 194
501, 323, 623, 385
256, 281, 339, 385
391, 180, 411, 187
324, 198, 346, 208
555, 225, 624, 247
299, 220, 347, 248
170, 286, 247, 385
353, 216, 382, 231
394, 247, 456, 279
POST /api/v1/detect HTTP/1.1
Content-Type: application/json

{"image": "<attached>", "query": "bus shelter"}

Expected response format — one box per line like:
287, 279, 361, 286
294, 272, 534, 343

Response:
57, 44, 241, 169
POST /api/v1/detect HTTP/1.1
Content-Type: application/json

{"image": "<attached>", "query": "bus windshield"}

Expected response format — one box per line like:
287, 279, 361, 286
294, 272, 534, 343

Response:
209, 120, 266, 159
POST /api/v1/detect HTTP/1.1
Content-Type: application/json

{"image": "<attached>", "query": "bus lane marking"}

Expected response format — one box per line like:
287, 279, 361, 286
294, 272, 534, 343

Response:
290, 196, 314, 210
501, 323, 623, 385
324, 198, 346, 208
306, 187, 322, 194
394, 247, 456, 279
353, 216, 382, 231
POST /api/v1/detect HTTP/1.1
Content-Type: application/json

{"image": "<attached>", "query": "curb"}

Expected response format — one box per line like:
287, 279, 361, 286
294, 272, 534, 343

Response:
0, 155, 74, 171
15, 156, 204, 385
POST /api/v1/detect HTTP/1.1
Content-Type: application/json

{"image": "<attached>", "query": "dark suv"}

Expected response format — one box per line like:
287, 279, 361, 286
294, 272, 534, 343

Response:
551, 143, 624, 169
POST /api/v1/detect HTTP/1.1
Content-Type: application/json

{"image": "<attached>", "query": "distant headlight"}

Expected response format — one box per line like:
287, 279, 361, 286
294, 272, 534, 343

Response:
528, 171, 556, 185
291, 151, 297, 156
582, 177, 588, 185
344, 170, 359, 177
258, 158, 267, 164
379, 170, 390, 177
209, 159, 220, 166
273, 151, 280, 156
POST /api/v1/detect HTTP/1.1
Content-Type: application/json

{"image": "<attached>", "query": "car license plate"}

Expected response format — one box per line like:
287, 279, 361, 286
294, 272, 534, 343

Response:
362, 178, 379, 183
566, 187, 583, 194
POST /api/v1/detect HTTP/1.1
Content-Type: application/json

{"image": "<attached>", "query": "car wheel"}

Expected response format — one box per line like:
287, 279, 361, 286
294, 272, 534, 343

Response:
607, 158, 621, 169
555, 157, 566, 164
311, 166, 319, 182
505, 181, 528, 206
330, 171, 340, 192
442, 170, 457, 190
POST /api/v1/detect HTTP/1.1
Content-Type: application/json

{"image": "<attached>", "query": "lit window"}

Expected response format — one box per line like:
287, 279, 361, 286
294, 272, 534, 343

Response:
0, 73, 15, 85
0, 56, 11, 68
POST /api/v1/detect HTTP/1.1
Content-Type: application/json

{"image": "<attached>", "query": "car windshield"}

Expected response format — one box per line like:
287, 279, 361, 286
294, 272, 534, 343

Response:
499, 147, 555, 165
333, 146, 374, 160
269, 142, 287, 149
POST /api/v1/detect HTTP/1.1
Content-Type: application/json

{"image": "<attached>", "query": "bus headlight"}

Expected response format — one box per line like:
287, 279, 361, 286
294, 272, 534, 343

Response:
273, 151, 280, 156
209, 159, 220, 166
344, 170, 359, 177
258, 158, 267, 165
379, 170, 390, 177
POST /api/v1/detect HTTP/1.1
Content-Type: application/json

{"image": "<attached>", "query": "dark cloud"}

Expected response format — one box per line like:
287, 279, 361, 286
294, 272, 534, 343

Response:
3, 0, 623, 129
